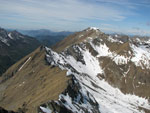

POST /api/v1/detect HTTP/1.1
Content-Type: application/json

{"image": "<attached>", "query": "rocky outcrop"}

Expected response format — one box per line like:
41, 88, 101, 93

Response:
39, 76, 100, 113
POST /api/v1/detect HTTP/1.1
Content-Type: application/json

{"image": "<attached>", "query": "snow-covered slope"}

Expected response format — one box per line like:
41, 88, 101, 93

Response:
39, 28, 150, 113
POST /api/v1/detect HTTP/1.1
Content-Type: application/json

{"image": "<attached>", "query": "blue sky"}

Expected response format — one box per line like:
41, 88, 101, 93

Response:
0, 0, 150, 35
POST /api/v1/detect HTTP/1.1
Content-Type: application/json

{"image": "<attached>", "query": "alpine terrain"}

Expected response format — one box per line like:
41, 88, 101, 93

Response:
0, 27, 40, 75
0, 27, 150, 113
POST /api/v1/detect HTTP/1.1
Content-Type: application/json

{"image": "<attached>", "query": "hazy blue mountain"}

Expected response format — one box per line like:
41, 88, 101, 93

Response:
36, 35, 67, 46
18, 29, 73, 37
7, 29, 73, 47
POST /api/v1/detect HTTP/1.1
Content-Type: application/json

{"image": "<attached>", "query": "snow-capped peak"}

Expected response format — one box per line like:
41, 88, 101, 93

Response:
86, 27, 100, 32
89, 27, 99, 30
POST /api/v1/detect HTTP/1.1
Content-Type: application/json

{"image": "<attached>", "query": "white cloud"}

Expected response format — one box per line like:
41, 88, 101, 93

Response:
101, 26, 150, 36
0, 0, 133, 23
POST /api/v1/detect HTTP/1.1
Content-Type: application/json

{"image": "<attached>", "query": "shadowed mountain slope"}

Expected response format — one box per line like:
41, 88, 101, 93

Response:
0, 28, 40, 75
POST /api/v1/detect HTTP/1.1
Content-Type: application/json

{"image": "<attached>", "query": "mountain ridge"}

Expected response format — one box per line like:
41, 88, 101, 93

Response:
42, 27, 150, 112
0, 27, 150, 113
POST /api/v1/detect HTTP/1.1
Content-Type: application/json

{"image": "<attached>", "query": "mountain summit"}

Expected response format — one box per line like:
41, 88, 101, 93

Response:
0, 27, 150, 113
52, 27, 103, 52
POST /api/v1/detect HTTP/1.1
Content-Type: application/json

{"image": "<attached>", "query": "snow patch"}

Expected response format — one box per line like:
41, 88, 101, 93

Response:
89, 27, 99, 31
8, 33, 14, 39
18, 57, 31, 71
108, 35, 123, 43
131, 44, 150, 69
86, 27, 100, 32
66, 49, 103, 77
115, 34, 118, 37
79, 34, 83, 38
0, 36, 10, 46
113, 55, 129, 65
90, 42, 129, 65
40, 106, 52, 113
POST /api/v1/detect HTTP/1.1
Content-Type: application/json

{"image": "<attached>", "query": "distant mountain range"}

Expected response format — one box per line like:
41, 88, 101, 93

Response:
0, 27, 40, 75
18, 29, 73, 37
7, 29, 73, 46
35, 35, 67, 47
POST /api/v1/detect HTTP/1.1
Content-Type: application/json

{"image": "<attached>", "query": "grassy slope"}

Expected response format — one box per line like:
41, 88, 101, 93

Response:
0, 46, 70, 113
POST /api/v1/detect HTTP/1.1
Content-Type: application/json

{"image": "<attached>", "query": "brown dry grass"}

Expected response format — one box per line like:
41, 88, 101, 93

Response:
52, 29, 102, 52
0, 47, 70, 113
